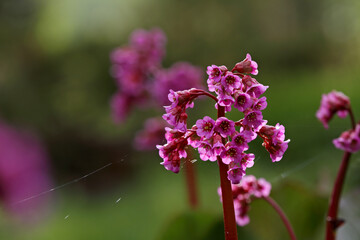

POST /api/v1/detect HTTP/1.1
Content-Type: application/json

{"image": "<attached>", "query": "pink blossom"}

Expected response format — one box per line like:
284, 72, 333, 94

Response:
246, 83, 269, 98
243, 110, 265, 129
218, 175, 272, 226
316, 91, 350, 129
198, 141, 217, 161
227, 163, 245, 184
212, 133, 225, 156
253, 97, 267, 111
152, 62, 203, 106
333, 124, 360, 152
134, 117, 167, 150
263, 139, 290, 162
221, 73, 241, 93
232, 53, 259, 75
221, 144, 244, 164
206, 65, 223, 82
0, 122, 52, 221
196, 116, 215, 139
215, 117, 236, 138
233, 91, 253, 112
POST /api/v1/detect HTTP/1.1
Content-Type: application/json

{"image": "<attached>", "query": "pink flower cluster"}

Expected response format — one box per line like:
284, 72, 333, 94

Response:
134, 117, 168, 151
316, 91, 360, 153
316, 90, 350, 129
158, 54, 289, 183
0, 121, 52, 221
218, 175, 271, 226
111, 29, 203, 123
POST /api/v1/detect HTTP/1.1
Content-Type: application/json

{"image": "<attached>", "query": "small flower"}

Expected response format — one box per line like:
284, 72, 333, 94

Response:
246, 83, 269, 98
233, 91, 253, 112
221, 73, 241, 93
219, 175, 272, 226
232, 53, 258, 75
215, 117, 236, 138
258, 123, 286, 145
241, 153, 255, 168
134, 118, 167, 150
316, 91, 350, 129
333, 124, 360, 153
255, 178, 272, 198
198, 140, 217, 161
218, 92, 235, 107
212, 133, 225, 156
196, 116, 215, 139
206, 65, 223, 82
243, 110, 265, 129
253, 97, 267, 111
227, 162, 245, 184
263, 139, 290, 162
221, 144, 244, 164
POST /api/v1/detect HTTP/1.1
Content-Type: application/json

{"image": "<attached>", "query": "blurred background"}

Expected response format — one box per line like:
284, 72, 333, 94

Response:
0, 0, 360, 239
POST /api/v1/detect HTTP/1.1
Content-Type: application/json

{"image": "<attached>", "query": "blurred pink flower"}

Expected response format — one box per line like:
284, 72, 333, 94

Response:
0, 121, 52, 222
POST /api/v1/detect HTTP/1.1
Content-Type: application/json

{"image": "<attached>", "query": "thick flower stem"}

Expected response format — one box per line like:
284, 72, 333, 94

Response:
325, 107, 356, 240
263, 196, 297, 240
184, 150, 199, 209
325, 151, 351, 240
217, 106, 238, 240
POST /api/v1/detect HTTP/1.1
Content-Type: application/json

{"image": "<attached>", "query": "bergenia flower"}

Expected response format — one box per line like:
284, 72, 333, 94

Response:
333, 124, 360, 152
233, 91, 253, 112
215, 117, 236, 138
218, 175, 272, 226
221, 73, 241, 93
316, 90, 350, 129
206, 65, 223, 82
158, 54, 289, 183
232, 53, 259, 75
196, 116, 215, 139
134, 117, 168, 150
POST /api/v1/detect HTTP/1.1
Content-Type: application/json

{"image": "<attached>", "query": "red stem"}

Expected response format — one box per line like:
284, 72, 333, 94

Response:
217, 106, 238, 240
325, 107, 356, 240
325, 151, 352, 240
184, 150, 199, 209
263, 196, 297, 240
199, 90, 218, 102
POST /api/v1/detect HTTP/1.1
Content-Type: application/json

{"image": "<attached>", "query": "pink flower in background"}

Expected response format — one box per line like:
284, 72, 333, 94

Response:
333, 124, 360, 153
0, 121, 52, 221
316, 90, 350, 129
134, 118, 168, 151
218, 175, 271, 226
152, 62, 203, 106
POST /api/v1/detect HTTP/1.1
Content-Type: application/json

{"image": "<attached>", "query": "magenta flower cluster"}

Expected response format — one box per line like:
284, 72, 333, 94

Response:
0, 121, 52, 221
317, 91, 360, 152
111, 29, 203, 123
157, 54, 289, 183
218, 175, 271, 226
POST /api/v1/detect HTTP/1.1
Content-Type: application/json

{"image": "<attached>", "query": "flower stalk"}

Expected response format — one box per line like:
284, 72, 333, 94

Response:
263, 196, 297, 240
184, 150, 199, 209
325, 106, 356, 240
217, 106, 238, 240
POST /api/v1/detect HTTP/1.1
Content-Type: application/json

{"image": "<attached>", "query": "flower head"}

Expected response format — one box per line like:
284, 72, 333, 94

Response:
218, 175, 272, 226
316, 91, 350, 129
333, 124, 360, 152
232, 53, 259, 75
